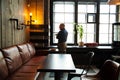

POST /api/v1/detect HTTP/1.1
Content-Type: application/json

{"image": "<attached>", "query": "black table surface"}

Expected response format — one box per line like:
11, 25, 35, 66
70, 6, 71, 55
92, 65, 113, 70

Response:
37, 54, 76, 72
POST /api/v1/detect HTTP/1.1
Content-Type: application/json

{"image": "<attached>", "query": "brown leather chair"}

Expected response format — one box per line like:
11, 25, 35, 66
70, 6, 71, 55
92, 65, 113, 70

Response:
67, 51, 94, 80
83, 60, 120, 80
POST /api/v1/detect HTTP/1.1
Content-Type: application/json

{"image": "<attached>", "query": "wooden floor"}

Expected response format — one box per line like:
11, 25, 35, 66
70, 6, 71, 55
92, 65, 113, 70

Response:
36, 66, 99, 80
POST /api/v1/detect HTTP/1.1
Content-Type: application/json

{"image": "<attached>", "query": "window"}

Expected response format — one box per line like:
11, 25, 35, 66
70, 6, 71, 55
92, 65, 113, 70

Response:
52, 2, 75, 44
51, 1, 119, 45
78, 2, 96, 43
99, 4, 117, 44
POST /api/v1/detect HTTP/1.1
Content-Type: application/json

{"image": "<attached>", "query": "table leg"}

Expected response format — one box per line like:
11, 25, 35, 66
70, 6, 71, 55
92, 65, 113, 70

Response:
55, 72, 61, 80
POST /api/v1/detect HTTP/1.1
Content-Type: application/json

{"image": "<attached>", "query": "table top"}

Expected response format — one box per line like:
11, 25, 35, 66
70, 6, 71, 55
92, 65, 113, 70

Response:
37, 54, 76, 72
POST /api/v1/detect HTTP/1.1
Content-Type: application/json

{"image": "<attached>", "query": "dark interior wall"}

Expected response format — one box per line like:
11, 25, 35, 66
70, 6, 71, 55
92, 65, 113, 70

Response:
0, 0, 27, 48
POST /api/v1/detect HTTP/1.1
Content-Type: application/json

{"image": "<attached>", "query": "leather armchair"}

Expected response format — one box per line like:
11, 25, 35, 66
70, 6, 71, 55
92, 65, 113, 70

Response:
83, 60, 120, 80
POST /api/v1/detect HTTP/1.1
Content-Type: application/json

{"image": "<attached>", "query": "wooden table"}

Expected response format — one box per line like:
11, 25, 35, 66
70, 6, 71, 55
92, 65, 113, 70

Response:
37, 54, 76, 80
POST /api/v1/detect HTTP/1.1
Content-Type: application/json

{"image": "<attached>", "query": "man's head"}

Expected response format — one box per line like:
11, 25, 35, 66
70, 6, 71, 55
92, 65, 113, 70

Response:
59, 23, 65, 30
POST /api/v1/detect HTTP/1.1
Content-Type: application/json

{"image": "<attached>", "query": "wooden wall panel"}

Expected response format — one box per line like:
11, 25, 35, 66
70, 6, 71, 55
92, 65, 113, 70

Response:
0, 0, 46, 48
0, 0, 27, 48
0, 1, 1, 48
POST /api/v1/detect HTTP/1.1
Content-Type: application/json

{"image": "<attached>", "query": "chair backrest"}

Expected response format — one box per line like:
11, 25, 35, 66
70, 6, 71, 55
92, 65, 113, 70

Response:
81, 51, 94, 66
98, 60, 120, 80
80, 51, 94, 75
86, 51, 94, 65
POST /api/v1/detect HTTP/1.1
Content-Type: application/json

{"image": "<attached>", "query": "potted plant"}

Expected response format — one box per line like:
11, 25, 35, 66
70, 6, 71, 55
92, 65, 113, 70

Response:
75, 24, 84, 46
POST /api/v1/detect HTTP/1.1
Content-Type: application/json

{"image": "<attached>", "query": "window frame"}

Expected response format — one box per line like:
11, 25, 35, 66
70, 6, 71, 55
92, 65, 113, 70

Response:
50, 0, 119, 46
87, 13, 97, 23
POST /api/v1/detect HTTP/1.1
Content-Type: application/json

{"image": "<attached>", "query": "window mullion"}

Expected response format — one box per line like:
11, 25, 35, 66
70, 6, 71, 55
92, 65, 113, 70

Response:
75, 0, 78, 45
96, 1, 100, 43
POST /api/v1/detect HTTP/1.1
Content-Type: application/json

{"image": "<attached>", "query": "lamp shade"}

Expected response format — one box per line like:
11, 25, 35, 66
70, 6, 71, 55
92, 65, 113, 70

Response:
108, 0, 120, 5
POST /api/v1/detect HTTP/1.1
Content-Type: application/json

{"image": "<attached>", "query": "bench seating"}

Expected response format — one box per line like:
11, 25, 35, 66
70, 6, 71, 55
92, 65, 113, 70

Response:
0, 43, 47, 80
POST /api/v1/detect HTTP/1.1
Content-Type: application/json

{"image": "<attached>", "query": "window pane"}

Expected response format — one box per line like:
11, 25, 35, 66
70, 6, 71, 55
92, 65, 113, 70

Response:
65, 4, 74, 12
109, 34, 112, 43
113, 26, 120, 41
78, 14, 86, 23
99, 24, 112, 44
78, 5, 86, 13
87, 24, 95, 33
65, 14, 74, 22
67, 33, 74, 43
99, 24, 109, 33
87, 5, 95, 13
100, 14, 109, 23
110, 14, 116, 23
99, 34, 109, 43
81, 24, 87, 33
100, 5, 109, 13
110, 5, 116, 13
65, 24, 74, 43
54, 13, 74, 23
65, 24, 74, 32
54, 2, 74, 12
54, 4, 65, 12
86, 34, 94, 42
82, 34, 86, 42
109, 25, 112, 33
82, 34, 94, 43
53, 23, 60, 32
54, 13, 65, 22
53, 33, 58, 43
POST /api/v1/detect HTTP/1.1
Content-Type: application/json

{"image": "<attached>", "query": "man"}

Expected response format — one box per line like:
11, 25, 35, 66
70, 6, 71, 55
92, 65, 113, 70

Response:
56, 23, 68, 53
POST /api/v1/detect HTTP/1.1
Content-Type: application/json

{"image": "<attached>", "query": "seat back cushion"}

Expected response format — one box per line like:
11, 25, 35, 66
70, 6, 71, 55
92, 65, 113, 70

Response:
98, 60, 120, 80
0, 51, 8, 80
27, 43, 36, 57
2, 46, 23, 74
17, 43, 31, 63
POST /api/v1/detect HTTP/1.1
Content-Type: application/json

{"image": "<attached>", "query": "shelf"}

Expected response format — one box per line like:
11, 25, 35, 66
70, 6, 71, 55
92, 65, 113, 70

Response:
30, 36, 49, 40
29, 25, 49, 50
30, 29, 44, 32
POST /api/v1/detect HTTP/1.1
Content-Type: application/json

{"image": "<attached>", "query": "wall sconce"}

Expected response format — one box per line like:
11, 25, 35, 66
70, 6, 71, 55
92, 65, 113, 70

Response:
108, 0, 120, 5
9, 18, 24, 30
30, 13, 33, 25
27, 13, 35, 26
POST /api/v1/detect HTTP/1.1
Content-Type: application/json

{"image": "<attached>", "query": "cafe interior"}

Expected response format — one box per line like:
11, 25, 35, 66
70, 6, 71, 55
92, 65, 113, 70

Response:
1, 0, 120, 80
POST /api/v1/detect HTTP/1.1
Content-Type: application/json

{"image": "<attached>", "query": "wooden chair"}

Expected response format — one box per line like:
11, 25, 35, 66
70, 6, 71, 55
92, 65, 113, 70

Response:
83, 60, 120, 80
67, 51, 94, 80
